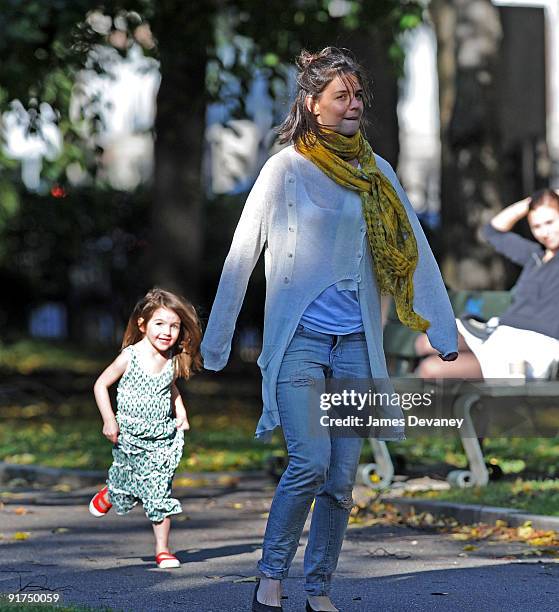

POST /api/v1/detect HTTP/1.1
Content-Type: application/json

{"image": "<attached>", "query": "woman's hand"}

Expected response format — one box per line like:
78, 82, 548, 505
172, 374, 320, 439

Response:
102, 418, 120, 444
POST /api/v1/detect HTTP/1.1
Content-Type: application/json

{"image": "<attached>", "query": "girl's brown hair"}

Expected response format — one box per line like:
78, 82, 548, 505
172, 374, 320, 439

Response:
121, 288, 203, 380
277, 46, 371, 148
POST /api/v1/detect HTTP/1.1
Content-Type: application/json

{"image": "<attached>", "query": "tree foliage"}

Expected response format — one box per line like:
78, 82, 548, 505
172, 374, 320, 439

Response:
0, 0, 424, 326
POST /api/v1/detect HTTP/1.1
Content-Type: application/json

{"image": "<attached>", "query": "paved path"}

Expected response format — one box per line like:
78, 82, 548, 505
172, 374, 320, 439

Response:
1, 475, 558, 611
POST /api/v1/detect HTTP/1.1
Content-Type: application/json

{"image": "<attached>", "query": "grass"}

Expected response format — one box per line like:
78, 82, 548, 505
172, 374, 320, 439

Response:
406, 478, 559, 517
389, 436, 559, 478
3, 412, 559, 478
0, 406, 283, 474
0, 339, 110, 374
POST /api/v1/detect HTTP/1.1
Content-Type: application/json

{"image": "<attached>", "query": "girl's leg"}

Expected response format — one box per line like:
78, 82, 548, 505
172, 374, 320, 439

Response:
152, 517, 171, 555
257, 326, 332, 603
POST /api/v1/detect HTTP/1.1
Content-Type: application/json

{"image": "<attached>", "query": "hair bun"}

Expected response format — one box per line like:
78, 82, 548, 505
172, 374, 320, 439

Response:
297, 49, 319, 70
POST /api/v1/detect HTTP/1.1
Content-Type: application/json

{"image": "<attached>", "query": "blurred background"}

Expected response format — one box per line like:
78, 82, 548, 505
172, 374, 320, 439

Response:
1, 0, 558, 482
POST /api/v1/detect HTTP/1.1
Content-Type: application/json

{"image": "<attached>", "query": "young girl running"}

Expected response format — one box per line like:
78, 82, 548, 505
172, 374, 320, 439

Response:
88, 288, 202, 569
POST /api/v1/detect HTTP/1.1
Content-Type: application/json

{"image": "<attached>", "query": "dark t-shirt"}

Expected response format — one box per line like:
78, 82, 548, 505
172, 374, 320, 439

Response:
482, 223, 559, 339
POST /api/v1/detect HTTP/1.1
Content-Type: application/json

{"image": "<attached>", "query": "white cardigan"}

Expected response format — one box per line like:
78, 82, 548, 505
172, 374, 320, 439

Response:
201, 146, 457, 440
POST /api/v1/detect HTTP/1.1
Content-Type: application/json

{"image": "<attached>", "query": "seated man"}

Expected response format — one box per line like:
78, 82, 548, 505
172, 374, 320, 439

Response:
416, 189, 559, 380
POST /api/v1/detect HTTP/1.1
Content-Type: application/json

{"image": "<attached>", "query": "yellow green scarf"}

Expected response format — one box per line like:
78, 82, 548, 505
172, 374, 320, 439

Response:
296, 129, 430, 332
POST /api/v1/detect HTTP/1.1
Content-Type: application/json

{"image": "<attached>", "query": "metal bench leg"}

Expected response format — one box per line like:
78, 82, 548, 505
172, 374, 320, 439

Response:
357, 439, 394, 489
449, 393, 489, 487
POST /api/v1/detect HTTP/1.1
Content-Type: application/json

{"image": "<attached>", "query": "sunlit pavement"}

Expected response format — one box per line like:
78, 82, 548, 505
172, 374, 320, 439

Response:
1, 474, 558, 611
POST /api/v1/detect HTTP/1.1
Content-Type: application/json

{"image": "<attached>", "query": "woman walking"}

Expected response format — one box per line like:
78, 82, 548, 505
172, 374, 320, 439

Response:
202, 47, 457, 611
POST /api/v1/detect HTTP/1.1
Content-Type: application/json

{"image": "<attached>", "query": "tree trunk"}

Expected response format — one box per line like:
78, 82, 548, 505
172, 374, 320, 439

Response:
150, 2, 214, 302
431, 0, 505, 289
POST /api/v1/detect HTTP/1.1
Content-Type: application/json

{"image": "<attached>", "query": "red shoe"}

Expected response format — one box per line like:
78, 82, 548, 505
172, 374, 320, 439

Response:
155, 552, 180, 569
89, 486, 112, 517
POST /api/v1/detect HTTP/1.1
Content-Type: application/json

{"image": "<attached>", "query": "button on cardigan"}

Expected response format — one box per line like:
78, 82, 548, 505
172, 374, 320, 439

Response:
201, 146, 458, 440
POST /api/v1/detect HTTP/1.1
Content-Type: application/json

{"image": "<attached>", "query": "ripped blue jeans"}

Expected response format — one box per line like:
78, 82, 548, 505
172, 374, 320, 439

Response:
258, 324, 367, 596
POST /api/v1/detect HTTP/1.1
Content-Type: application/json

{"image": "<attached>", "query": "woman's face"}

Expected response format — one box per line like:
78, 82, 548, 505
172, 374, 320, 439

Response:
528, 203, 559, 252
307, 73, 364, 136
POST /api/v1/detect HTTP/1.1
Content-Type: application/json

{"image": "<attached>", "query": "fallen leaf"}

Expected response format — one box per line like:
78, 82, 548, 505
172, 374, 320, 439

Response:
517, 525, 534, 539
51, 527, 70, 534
14, 507, 28, 515
451, 533, 471, 541
528, 536, 557, 547
174, 477, 209, 488
463, 544, 478, 551
216, 475, 240, 487
13, 531, 30, 540
232, 576, 258, 583
52, 483, 72, 493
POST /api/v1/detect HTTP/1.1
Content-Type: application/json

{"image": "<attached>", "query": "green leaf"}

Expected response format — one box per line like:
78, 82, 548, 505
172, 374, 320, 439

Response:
263, 52, 279, 67
0, 181, 20, 217
400, 13, 421, 30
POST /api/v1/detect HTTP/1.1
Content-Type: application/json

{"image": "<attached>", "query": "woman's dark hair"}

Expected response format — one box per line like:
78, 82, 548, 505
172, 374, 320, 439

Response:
528, 189, 559, 211
277, 47, 371, 147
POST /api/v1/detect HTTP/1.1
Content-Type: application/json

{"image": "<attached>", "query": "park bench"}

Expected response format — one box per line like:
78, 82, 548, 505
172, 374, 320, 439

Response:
359, 290, 559, 489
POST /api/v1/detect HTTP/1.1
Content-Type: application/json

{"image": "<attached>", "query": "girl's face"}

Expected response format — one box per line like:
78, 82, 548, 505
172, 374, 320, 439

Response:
139, 306, 181, 353
307, 73, 364, 136
528, 203, 559, 252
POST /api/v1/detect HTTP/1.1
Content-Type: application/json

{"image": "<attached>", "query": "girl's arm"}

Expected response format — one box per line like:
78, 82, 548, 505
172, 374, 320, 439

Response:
172, 383, 190, 431
93, 351, 130, 443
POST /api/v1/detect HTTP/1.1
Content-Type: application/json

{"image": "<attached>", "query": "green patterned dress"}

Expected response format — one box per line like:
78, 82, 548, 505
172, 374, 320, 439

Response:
107, 344, 184, 523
